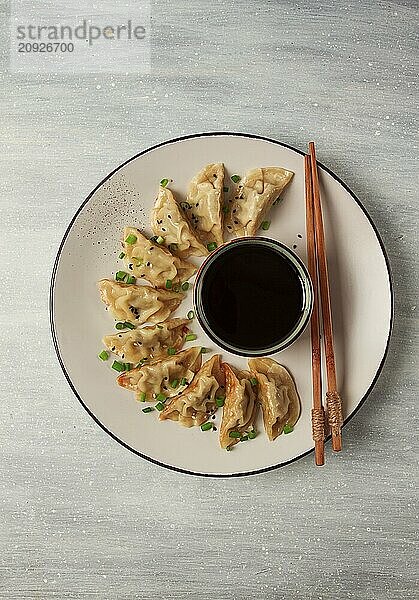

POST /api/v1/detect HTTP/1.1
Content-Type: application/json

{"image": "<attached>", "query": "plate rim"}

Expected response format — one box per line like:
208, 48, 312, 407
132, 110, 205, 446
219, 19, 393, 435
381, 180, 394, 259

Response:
49, 131, 394, 478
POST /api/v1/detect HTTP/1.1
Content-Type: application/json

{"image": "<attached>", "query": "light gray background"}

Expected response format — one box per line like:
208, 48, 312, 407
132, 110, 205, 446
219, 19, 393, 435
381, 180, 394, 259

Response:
0, 1, 417, 599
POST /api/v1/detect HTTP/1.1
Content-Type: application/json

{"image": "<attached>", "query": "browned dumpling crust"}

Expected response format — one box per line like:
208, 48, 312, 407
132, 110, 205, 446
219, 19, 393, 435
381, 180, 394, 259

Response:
117, 347, 202, 402
159, 354, 225, 427
151, 186, 208, 258
98, 279, 184, 325
122, 227, 196, 288
248, 357, 300, 441
102, 318, 190, 364
184, 163, 224, 248
219, 363, 258, 449
225, 167, 294, 237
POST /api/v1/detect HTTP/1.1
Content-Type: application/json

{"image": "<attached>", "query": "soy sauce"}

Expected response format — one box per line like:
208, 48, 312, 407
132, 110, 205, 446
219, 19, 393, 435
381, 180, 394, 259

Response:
200, 242, 304, 352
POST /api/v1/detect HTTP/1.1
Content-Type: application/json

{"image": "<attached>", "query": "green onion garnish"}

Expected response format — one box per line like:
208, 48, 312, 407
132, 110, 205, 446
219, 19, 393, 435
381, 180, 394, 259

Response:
200, 422, 213, 431
135, 258, 143, 267
283, 424, 294, 434
98, 350, 109, 361
223, 186, 229, 192
115, 271, 128, 281
180, 377, 187, 386
156, 393, 166, 403
200, 347, 209, 354
165, 279, 172, 289
248, 430, 257, 439
240, 435, 249, 442
187, 310, 194, 320
124, 322, 135, 330
124, 363, 132, 371
207, 242, 217, 252
111, 360, 126, 372
229, 431, 241, 438
126, 275, 136, 285
250, 377, 258, 386
168, 243, 178, 252
231, 175, 241, 183
115, 321, 135, 331
155, 402, 165, 411
156, 236, 165, 244
185, 333, 197, 342
170, 379, 179, 389
167, 347, 176, 356
119, 252, 125, 259
115, 322, 126, 330
125, 234, 137, 245
142, 406, 154, 413
160, 178, 169, 188
181, 282, 189, 291
216, 397, 225, 407
138, 392, 146, 402
261, 220, 270, 231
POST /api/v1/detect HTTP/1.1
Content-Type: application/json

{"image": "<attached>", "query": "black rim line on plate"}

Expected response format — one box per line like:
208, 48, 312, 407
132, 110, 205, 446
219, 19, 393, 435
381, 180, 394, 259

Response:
49, 131, 395, 478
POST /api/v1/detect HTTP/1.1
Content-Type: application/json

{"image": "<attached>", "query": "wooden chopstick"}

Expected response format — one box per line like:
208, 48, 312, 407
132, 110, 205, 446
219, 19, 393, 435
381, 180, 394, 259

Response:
308, 142, 343, 452
304, 155, 325, 465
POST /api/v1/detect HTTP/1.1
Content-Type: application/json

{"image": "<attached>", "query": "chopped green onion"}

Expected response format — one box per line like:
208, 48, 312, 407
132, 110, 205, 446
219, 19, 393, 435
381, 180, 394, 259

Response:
118, 252, 125, 259
185, 333, 197, 342
223, 186, 229, 192
155, 402, 165, 411
160, 178, 169, 188
168, 243, 178, 252
115, 321, 135, 331
124, 363, 132, 371
135, 258, 143, 267
156, 393, 166, 403
180, 377, 187, 386
115, 322, 126, 330
156, 236, 165, 244
180, 201, 191, 210
200, 347, 209, 354
231, 175, 241, 183
216, 397, 225, 407
124, 322, 135, 330
229, 431, 242, 439
165, 279, 172, 289
98, 350, 109, 361
138, 392, 146, 402
181, 282, 189, 291
222, 205, 229, 214
125, 234, 137, 245
207, 242, 217, 252
150, 236, 158, 243
111, 360, 126, 372
200, 422, 213, 431
142, 406, 154, 413
250, 377, 258, 386
115, 271, 128, 281
126, 275, 136, 285
283, 423, 294, 434
261, 220, 270, 231
240, 435, 249, 442
248, 430, 257, 439
187, 310, 194, 320
167, 347, 176, 356
170, 379, 179, 389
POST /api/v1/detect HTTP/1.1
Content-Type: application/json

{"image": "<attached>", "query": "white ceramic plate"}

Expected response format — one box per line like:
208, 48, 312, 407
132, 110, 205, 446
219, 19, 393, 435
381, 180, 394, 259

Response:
50, 133, 393, 476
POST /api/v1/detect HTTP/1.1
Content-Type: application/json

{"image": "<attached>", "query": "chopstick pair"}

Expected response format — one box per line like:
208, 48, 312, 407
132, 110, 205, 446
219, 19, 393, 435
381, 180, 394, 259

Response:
305, 142, 343, 466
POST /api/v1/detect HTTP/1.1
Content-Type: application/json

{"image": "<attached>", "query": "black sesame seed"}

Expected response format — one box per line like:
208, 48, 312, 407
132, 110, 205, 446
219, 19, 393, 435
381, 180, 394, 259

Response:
162, 228, 166, 232
293, 244, 297, 249
297, 234, 302, 239
168, 214, 172, 219
111, 346, 115, 351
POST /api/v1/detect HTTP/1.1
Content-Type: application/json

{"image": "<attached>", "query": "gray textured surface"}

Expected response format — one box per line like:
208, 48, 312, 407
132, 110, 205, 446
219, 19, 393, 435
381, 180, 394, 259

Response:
1, 1, 418, 598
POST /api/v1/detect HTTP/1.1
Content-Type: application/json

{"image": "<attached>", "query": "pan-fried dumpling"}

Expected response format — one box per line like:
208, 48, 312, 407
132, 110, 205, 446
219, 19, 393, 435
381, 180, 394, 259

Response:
160, 354, 224, 427
184, 163, 224, 248
225, 167, 294, 237
151, 186, 208, 258
117, 347, 202, 402
98, 279, 184, 325
122, 227, 196, 288
102, 318, 190, 364
219, 363, 258, 449
248, 358, 300, 441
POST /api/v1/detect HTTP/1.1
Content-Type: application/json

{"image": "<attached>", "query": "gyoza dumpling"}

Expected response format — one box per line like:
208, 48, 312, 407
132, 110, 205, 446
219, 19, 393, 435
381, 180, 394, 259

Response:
160, 354, 224, 427
98, 279, 184, 325
219, 363, 258, 449
184, 163, 224, 248
225, 167, 294, 237
117, 347, 202, 402
248, 358, 300, 441
122, 227, 196, 288
151, 186, 208, 258
102, 318, 190, 364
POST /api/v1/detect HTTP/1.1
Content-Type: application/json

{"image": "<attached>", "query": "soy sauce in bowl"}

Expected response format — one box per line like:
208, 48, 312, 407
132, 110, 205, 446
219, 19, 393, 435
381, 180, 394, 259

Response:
194, 238, 312, 357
